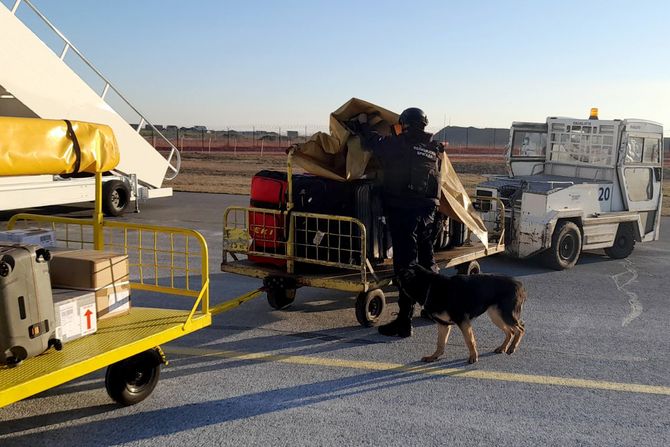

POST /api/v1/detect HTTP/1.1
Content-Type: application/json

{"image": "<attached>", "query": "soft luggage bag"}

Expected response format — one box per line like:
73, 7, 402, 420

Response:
248, 170, 289, 266
0, 244, 62, 366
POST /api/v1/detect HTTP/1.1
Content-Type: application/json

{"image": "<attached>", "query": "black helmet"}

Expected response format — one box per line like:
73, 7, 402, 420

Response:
399, 107, 428, 129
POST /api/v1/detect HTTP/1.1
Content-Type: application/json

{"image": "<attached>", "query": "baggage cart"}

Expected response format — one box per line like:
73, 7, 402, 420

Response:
222, 155, 506, 327
0, 120, 262, 408
0, 172, 262, 408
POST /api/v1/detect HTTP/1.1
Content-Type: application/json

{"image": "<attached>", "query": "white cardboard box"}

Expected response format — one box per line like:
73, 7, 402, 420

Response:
0, 228, 57, 248
52, 289, 97, 343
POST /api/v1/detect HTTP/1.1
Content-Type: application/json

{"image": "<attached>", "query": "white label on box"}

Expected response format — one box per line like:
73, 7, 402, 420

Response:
80, 303, 97, 335
109, 289, 130, 313
58, 302, 79, 340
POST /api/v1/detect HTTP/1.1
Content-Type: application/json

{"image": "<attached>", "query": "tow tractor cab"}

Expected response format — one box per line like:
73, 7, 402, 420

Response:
476, 109, 664, 269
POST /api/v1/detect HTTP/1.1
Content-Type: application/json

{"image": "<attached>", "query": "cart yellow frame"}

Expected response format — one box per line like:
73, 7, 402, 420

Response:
221, 153, 506, 326
0, 172, 261, 408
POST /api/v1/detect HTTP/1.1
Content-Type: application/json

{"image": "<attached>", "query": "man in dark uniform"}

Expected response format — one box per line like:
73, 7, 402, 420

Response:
356, 107, 443, 337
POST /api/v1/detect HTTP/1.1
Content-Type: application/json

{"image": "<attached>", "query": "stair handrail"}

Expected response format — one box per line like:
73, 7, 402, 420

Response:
7, 0, 181, 180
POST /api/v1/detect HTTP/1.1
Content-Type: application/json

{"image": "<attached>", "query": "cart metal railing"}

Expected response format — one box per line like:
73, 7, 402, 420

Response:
223, 206, 369, 281
223, 196, 506, 286
8, 213, 210, 326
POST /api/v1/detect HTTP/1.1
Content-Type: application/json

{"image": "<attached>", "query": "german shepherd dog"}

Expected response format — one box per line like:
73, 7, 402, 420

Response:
397, 265, 527, 364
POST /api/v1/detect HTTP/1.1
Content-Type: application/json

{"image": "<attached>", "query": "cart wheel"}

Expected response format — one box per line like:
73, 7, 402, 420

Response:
355, 289, 386, 327
102, 180, 131, 217
456, 260, 481, 275
105, 349, 162, 406
267, 287, 296, 310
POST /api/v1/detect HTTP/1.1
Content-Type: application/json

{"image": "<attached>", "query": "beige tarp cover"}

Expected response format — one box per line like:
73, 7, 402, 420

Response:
0, 117, 119, 176
292, 98, 488, 246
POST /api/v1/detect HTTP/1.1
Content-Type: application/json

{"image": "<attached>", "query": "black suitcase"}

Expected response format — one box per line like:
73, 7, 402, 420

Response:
350, 181, 391, 264
292, 175, 351, 215
292, 175, 352, 264
448, 219, 469, 248
292, 177, 392, 266
433, 213, 451, 251
0, 245, 62, 366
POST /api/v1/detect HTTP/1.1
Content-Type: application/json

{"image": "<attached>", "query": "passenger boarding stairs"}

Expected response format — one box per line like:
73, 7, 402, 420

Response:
0, 0, 180, 192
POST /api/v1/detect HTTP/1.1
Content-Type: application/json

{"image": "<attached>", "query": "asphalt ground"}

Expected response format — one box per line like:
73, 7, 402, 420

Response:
1, 192, 669, 447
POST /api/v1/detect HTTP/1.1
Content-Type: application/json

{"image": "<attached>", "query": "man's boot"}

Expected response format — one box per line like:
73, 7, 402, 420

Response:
379, 288, 414, 337
396, 316, 413, 338
378, 316, 413, 337
379, 296, 414, 337
378, 318, 401, 336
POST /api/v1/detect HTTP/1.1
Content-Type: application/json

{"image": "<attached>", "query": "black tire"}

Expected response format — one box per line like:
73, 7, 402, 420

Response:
102, 180, 131, 217
105, 349, 162, 406
266, 287, 296, 310
543, 220, 582, 270
456, 260, 481, 275
355, 289, 386, 327
605, 223, 636, 259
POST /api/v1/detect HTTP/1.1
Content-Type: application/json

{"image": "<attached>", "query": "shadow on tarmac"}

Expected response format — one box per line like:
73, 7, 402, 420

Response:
1, 358, 472, 446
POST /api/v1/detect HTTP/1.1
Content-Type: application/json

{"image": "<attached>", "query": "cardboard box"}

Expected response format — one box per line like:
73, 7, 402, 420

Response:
52, 289, 97, 343
96, 281, 131, 320
49, 250, 129, 290
0, 228, 56, 248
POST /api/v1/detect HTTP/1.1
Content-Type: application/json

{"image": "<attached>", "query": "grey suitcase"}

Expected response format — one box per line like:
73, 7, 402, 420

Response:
0, 244, 62, 366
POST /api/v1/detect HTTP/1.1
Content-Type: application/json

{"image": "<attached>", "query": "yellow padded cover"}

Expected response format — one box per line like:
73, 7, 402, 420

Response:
0, 117, 120, 175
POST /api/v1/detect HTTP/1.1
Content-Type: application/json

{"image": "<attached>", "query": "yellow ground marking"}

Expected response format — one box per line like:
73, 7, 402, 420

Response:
163, 346, 670, 396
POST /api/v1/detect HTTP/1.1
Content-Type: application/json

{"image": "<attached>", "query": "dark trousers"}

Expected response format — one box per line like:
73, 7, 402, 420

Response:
386, 205, 438, 321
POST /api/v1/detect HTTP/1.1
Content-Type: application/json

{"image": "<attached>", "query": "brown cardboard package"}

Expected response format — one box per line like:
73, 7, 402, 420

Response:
96, 281, 131, 320
49, 250, 129, 290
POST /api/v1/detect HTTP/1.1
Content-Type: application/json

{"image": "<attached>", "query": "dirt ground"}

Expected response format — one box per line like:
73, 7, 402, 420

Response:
169, 152, 669, 216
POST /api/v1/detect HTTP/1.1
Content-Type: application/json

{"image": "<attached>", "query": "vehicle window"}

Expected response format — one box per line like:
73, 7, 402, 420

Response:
511, 132, 546, 157
643, 138, 660, 164
625, 137, 643, 163
549, 125, 615, 166
625, 168, 653, 201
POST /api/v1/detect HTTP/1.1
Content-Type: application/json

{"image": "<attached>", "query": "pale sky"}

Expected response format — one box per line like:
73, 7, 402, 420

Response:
4, 0, 670, 134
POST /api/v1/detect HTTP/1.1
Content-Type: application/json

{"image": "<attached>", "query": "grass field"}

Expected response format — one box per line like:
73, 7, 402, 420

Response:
169, 152, 670, 216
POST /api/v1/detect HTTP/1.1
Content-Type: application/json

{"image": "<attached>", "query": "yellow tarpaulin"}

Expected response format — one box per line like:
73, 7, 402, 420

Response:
292, 98, 488, 246
0, 117, 119, 176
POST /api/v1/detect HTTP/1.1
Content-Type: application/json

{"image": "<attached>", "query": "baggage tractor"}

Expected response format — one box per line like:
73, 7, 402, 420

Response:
0, 245, 61, 366
248, 170, 289, 266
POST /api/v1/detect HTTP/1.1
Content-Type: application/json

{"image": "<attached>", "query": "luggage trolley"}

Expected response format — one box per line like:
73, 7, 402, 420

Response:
0, 124, 262, 408
221, 152, 506, 327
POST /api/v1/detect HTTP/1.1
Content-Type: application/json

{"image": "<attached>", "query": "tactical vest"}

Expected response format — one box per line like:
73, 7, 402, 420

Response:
386, 139, 442, 201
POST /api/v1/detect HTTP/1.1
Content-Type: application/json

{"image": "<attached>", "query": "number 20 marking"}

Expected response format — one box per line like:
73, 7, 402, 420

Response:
598, 187, 611, 201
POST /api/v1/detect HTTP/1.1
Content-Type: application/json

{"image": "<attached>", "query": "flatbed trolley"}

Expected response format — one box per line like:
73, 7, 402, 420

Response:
221, 153, 506, 327
0, 172, 262, 408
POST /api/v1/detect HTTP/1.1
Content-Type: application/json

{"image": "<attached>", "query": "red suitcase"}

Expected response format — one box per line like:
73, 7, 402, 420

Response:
248, 171, 288, 266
